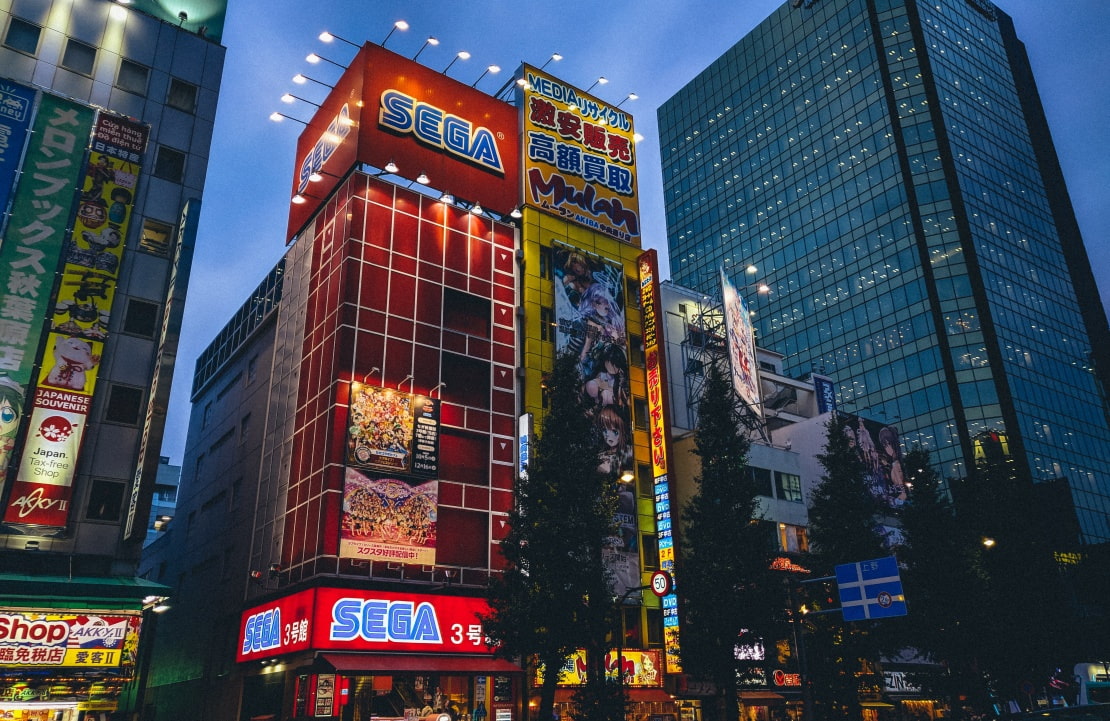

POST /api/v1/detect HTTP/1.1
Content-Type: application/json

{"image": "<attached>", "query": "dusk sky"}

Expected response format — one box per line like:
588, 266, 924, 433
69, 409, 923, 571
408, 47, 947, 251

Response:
160, 1, 1110, 464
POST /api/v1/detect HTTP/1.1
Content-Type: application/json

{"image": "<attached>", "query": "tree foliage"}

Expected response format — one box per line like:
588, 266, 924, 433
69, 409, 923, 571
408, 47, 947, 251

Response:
679, 360, 778, 721
802, 413, 888, 721
483, 351, 619, 721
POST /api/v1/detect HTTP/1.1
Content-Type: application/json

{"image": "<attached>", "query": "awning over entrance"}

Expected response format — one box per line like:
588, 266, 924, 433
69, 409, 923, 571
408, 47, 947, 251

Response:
741, 691, 785, 706
0, 574, 171, 610
319, 653, 523, 674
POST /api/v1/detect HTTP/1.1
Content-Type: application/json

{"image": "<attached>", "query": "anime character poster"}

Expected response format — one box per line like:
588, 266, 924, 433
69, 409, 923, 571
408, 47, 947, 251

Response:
841, 413, 906, 509
551, 246, 637, 591
346, 383, 440, 478
339, 467, 438, 565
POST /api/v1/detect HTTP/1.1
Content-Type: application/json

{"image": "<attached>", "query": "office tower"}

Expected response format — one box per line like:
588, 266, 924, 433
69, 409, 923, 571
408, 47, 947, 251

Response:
0, 0, 226, 716
658, 0, 1110, 548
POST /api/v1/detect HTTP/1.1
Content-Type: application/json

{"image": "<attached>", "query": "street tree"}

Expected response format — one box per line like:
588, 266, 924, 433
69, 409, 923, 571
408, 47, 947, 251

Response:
803, 413, 888, 721
679, 359, 779, 721
483, 351, 620, 721
893, 447, 994, 712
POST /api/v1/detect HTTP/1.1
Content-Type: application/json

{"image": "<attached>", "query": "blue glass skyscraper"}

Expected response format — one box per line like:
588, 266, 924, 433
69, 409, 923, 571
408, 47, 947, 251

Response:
659, 0, 1110, 546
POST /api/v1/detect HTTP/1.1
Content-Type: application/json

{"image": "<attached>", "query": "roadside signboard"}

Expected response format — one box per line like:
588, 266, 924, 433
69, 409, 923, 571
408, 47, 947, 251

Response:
834, 556, 907, 621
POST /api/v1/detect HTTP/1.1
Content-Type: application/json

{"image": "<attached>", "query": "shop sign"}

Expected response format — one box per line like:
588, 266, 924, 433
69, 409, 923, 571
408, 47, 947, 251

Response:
0, 611, 139, 668
772, 669, 802, 688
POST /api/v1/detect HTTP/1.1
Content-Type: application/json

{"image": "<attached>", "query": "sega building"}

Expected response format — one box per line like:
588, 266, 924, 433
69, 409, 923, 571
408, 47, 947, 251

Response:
222, 38, 675, 721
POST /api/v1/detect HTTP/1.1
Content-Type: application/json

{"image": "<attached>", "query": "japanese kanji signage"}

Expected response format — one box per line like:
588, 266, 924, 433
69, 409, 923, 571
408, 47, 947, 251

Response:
0, 93, 94, 511
520, 65, 640, 243
0, 611, 141, 668
0, 80, 37, 228
3, 109, 148, 530
638, 249, 682, 674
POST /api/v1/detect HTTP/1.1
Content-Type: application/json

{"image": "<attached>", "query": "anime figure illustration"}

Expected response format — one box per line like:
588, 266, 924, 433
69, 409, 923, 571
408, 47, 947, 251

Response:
879, 425, 906, 506
577, 282, 626, 380
595, 405, 633, 477
0, 376, 26, 474
560, 251, 600, 309
585, 343, 629, 409
82, 154, 115, 200
44, 336, 101, 391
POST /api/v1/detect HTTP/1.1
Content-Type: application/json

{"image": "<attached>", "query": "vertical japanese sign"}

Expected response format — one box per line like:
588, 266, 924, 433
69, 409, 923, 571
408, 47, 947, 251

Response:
0, 94, 94, 518
4, 112, 147, 530
551, 246, 637, 592
520, 65, 640, 243
0, 80, 37, 230
721, 268, 760, 412
340, 383, 441, 564
638, 249, 682, 674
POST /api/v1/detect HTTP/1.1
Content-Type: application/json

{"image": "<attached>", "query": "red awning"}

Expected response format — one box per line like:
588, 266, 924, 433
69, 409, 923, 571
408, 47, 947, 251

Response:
320, 653, 523, 674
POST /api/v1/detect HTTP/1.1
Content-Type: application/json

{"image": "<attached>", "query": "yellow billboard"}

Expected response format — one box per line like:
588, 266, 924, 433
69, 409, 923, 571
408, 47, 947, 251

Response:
519, 65, 641, 244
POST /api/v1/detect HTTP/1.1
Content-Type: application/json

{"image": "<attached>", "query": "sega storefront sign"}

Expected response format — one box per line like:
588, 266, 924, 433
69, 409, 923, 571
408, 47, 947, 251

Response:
0, 611, 140, 668
288, 42, 520, 240
237, 588, 316, 662
520, 65, 640, 243
237, 588, 494, 663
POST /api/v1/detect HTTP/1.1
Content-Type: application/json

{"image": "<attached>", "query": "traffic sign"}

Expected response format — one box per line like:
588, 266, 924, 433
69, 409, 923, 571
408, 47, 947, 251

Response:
834, 556, 907, 621
650, 570, 673, 597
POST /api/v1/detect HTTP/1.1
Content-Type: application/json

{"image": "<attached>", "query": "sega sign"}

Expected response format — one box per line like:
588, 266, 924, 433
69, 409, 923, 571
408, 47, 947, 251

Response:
286, 42, 519, 242
296, 103, 352, 194
236, 588, 315, 662
379, 91, 503, 174
237, 587, 498, 662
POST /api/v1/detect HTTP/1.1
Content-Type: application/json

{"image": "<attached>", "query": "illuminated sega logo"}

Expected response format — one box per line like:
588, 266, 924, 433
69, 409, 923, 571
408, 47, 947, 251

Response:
379, 90, 504, 174
241, 607, 282, 655
297, 103, 352, 194
329, 597, 442, 643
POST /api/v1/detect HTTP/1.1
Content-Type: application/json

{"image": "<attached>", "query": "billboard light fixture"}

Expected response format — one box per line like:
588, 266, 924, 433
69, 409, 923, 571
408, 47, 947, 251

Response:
306, 52, 345, 69
292, 73, 332, 89
471, 64, 501, 88
616, 92, 638, 108
470, 202, 483, 216
319, 30, 360, 49
430, 382, 447, 398
439, 191, 454, 204
510, 206, 523, 219
270, 111, 308, 125
539, 52, 563, 71
381, 20, 409, 48
413, 36, 439, 61
384, 160, 399, 174
586, 76, 608, 93
281, 93, 320, 108
442, 51, 470, 75
398, 374, 415, 391
416, 172, 430, 185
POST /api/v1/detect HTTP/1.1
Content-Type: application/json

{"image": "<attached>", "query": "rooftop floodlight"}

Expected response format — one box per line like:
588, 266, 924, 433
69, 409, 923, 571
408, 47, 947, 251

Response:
306, 52, 345, 68
318, 30, 360, 48
413, 36, 439, 61
539, 52, 563, 71
472, 64, 501, 87
442, 50, 470, 75
292, 73, 332, 88
270, 111, 308, 125
281, 93, 320, 108
586, 76, 608, 93
382, 19, 409, 47
616, 92, 638, 108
